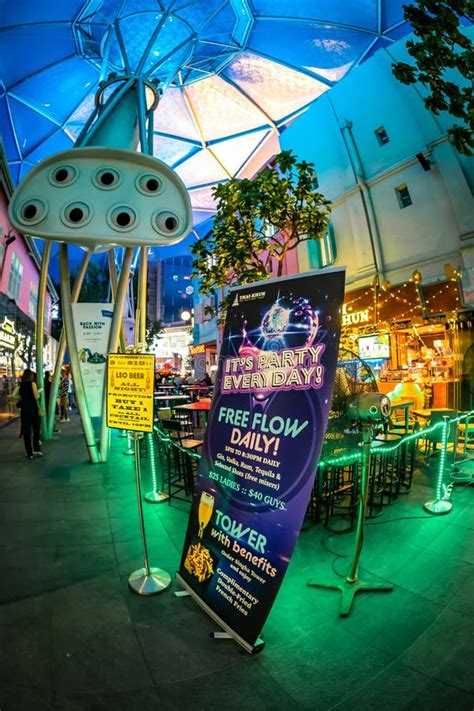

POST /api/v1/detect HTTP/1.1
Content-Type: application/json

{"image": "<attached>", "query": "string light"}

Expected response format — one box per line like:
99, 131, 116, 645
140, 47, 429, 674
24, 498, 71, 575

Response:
343, 276, 462, 331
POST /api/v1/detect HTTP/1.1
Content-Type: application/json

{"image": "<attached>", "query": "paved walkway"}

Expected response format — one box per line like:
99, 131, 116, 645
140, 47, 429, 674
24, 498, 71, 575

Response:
0, 414, 473, 710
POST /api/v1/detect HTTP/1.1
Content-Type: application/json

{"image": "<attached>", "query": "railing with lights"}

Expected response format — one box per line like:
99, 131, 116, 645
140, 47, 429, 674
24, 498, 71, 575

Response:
149, 410, 474, 515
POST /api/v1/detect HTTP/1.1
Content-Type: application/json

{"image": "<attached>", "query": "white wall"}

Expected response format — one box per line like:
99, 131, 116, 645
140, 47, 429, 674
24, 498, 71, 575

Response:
280, 26, 474, 287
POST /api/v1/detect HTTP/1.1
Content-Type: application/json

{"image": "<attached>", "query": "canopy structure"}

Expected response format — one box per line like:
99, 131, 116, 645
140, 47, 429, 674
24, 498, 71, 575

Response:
0, 1, 411, 228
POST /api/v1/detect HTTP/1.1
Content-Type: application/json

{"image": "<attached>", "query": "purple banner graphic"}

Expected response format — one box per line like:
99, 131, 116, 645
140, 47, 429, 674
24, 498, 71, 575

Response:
177, 269, 345, 652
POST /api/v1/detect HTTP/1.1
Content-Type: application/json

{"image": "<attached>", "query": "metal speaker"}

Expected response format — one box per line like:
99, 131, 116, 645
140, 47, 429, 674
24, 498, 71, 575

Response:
8, 147, 192, 251
346, 392, 391, 422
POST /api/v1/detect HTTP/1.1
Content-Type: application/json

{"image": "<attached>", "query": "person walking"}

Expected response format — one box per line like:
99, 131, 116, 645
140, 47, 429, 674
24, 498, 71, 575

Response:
59, 370, 70, 422
11, 369, 42, 460
67, 373, 75, 410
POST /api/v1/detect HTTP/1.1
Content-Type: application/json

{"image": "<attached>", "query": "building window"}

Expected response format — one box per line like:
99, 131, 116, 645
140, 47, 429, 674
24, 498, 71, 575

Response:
395, 184, 413, 209
28, 283, 38, 318
7, 252, 23, 301
309, 224, 337, 269
375, 126, 389, 145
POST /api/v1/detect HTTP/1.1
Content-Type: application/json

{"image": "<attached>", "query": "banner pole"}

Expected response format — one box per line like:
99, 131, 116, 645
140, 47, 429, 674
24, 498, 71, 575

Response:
308, 423, 393, 616
99, 246, 134, 462
47, 251, 90, 438
35, 240, 51, 439
137, 245, 148, 344
107, 249, 127, 353
58, 244, 100, 463
128, 431, 171, 595
123, 430, 135, 455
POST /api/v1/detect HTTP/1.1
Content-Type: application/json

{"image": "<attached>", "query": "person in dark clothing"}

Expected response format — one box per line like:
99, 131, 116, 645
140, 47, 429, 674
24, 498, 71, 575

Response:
11, 369, 42, 459
44, 370, 51, 407
58, 370, 70, 421
201, 372, 212, 386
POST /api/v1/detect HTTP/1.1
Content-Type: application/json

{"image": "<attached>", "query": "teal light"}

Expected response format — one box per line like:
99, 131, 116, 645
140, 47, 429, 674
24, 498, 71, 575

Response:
436, 418, 450, 501
153, 411, 474, 511
148, 431, 159, 494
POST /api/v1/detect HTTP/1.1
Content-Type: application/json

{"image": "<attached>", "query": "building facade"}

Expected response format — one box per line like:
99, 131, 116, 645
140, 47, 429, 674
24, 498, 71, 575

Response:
147, 254, 194, 326
191, 29, 474, 363
0, 140, 57, 425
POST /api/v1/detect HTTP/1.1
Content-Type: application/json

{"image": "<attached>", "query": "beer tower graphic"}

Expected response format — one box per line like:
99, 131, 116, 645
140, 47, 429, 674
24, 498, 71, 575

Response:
198, 491, 215, 538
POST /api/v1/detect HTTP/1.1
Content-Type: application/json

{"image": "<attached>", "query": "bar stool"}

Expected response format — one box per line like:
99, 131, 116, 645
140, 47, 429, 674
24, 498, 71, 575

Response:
161, 419, 203, 502
320, 460, 359, 532
367, 440, 385, 518
373, 432, 403, 505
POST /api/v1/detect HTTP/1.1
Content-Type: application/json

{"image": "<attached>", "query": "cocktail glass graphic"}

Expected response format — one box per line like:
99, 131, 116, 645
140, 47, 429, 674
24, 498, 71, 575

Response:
198, 491, 215, 538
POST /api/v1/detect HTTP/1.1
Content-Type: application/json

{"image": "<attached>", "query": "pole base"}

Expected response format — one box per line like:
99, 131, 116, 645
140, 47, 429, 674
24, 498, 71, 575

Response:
145, 490, 169, 503
308, 576, 393, 617
450, 458, 474, 484
424, 499, 453, 515
128, 567, 171, 595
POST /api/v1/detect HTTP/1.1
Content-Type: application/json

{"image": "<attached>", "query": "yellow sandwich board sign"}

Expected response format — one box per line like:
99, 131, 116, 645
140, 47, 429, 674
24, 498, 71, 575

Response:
106, 353, 154, 432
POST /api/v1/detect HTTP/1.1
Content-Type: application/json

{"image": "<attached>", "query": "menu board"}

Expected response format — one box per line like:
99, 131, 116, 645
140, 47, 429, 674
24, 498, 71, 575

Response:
106, 353, 154, 432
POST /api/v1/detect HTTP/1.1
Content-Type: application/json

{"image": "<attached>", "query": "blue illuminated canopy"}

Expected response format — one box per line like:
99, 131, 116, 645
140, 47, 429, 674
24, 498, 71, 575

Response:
0, 1, 411, 224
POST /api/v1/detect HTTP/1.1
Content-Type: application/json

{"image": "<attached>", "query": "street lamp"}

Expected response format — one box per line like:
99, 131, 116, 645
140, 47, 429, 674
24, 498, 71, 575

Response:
180, 309, 192, 322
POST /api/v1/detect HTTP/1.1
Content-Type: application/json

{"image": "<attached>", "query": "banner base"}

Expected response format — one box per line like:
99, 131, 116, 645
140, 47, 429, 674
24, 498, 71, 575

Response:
176, 573, 266, 654
308, 576, 393, 617
423, 499, 452, 515
145, 490, 169, 503
129, 567, 171, 595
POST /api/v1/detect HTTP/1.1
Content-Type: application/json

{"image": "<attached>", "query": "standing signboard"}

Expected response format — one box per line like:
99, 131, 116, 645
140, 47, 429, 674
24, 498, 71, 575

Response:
177, 268, 345, 652
106, 353, 154, 432
107, 352, 170, 595
72, 303, 113, 417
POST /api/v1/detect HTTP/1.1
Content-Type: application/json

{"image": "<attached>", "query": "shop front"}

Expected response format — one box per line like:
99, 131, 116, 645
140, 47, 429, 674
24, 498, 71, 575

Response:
0, 307, 37, 425
152, 325, 193, 375
341, 276, 472, 411
190, 341, 217, 382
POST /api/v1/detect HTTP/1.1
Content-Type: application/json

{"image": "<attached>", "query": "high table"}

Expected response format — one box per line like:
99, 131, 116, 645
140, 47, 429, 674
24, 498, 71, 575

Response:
174, 400, 211, 428
154, 394, 190, 408
388, 399, 415, 432
181, 385, 213, 401
412, 408, 453, 420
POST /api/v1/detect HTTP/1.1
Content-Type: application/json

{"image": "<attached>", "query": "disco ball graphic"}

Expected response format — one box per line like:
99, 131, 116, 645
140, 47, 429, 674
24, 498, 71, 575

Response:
261, 305, 291, 338
238, 295, 319, 359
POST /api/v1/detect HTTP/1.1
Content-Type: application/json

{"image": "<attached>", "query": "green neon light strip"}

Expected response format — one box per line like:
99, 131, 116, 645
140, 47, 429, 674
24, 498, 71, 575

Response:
152, 410, 474, 501
147, 431, 159, 493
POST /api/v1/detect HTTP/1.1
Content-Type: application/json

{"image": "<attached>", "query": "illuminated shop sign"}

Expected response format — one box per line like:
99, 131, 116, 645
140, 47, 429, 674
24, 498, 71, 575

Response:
342, 304, 370, 327
0, 317, 17, 351
190, 344, 206, 355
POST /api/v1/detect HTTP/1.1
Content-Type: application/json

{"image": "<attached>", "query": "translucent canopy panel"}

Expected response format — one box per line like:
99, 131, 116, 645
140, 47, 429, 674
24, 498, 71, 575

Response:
0, 0, 412, 227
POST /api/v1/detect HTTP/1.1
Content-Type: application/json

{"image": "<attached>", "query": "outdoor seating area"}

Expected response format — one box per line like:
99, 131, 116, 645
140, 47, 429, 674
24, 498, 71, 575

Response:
150, 388, 473, 523
0, 1, 473, 707
1, 411, 472, 709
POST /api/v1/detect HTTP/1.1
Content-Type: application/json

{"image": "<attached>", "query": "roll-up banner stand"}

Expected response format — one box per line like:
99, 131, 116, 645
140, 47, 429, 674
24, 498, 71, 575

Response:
72, 303, 113, 417
177, 268, 346, 652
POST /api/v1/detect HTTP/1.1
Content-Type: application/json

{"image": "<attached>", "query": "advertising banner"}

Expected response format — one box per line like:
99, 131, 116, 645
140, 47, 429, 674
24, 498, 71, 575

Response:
106, 353, 155, 432
177, 268, 345, 652
72, 303, 113, 417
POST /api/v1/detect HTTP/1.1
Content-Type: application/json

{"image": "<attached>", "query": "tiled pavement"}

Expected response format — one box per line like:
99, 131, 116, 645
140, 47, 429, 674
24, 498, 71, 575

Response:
0, 415, 473, 710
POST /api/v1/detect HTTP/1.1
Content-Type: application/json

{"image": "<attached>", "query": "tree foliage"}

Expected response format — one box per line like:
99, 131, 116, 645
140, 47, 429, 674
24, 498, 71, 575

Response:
145, 317, 163, 348
73, 261, 110, 303
191, 150, 331, 318
391, 0, 473, 155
